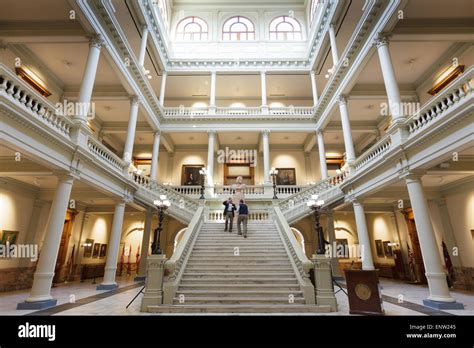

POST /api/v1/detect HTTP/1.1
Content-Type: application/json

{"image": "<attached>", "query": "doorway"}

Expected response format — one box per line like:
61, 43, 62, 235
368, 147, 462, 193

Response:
402, 209, 427, 284
53, 210, 76, 283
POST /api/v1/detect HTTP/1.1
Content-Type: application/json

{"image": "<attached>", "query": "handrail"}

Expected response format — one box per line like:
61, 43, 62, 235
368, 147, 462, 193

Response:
279, 171, 347, 212
131, 173, 199, 223
273, 205, 315, 304
405, 66, 473, 136
87, 136, 127, 173
162, 105, 315, 118
352, 134, 392, 172
163, 206, 204, 304
0, 64, 74, 138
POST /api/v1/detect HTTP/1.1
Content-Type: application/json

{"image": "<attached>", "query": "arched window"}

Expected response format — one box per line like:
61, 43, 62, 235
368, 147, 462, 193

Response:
269, 16, 302, 40
222, 16, 255, 41
176, 16, 208, 41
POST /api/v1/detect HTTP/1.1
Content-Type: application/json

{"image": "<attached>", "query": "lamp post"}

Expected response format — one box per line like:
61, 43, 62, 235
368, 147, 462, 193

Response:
269, 167, 278, 199
152, 195, 171, 254
307, 194, 326, 255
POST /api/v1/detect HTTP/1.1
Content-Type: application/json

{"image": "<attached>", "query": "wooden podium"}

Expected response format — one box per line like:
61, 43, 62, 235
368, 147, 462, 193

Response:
344, 269, 384, 315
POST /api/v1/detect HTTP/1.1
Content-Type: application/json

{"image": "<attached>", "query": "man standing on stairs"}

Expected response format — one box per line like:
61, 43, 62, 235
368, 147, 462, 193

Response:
223, 198, 236, 232
237, 199, 249, 238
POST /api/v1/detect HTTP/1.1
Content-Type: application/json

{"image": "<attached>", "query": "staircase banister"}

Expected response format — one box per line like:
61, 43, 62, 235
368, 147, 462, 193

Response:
273, 206, 313, 274
165, 206, 204, 273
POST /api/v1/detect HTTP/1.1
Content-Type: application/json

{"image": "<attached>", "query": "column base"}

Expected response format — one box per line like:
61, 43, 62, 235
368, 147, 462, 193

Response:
96, 283, 118, 291
423, 299, 464, 310
134, 276, 146, 282
17, 299, 57, 310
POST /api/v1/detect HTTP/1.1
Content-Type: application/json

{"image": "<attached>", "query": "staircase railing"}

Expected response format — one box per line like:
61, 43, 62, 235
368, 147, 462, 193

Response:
130, 172, 199, 223
272, 205, 315, 304
279, 172, 347, 223
162, 206, 204, 304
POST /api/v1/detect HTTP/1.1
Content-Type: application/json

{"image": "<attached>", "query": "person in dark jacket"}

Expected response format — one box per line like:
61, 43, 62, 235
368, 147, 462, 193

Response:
237, 199, 249, 238
223, 198, 236, 232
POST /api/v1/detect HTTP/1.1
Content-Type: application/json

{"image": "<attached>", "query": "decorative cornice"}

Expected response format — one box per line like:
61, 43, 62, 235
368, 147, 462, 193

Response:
88, 34, 107, 49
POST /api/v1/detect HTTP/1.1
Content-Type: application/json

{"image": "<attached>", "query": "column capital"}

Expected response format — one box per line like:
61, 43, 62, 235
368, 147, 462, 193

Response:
347, 194, 361, 205
373, 35, 390, 49
310, 70, 316, 77
261, 129, 270, 136
161, 70, 168, 77
56, 172, 77, 183
154, 129, 161, 137
130, 95, 140, 106
316, 129, 324, 136
210, 70, 217, 75
88, 34, 107, 49
260, 70, 266, 76
141, 24, 149, 32
337, 95, 347, 105
207, 129, 216, 135
399, 169, 425, 182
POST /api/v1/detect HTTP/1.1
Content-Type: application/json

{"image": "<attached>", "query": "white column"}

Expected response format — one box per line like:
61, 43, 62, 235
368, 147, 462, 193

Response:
150, 130, 161, 181
337, 95, 356, 163
138, 25, 149, 67
136, 207, 153, 279
262, 129, 270, 184
159, 71, 167, 106
310, 70, 318, 106
352, 200, 375, 270
210, 71, 217, 108
326, 210, 342, 277
18, 175, 74, 309
207, 130, 215, 187
316, 130, 328, 179
328, 24, 339, 66
434, 198, 463, 267
123, 96, 140, 162
405, 174, 457, 303
98, 200, 126, 290
374, 36, 403, 120
260, 71, 268, 111
77, 35, 105, 121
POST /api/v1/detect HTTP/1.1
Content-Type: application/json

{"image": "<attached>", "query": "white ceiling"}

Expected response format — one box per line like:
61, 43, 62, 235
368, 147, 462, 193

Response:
0, 0, 72, 21
404, 0, 474, 18
357, 41, 453, 85
26, 43, 121, 86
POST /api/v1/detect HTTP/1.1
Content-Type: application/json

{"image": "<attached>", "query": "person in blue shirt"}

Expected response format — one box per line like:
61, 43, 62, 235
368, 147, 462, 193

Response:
237, 199, 249, 238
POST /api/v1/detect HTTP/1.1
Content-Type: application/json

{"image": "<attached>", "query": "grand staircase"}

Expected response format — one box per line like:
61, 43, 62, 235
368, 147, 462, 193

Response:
149, 220, 331, 313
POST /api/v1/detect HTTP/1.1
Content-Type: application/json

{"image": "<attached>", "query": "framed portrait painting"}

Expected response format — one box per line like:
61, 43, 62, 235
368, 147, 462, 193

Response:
375, 239, 384, 257
276, 168, 296, 185
83, 239, 94, 258
92, 243, 101, 258
383, 241, 393, 257
0, 230, 19, 245
181, 164, 204, 186
99, 244, 107, 258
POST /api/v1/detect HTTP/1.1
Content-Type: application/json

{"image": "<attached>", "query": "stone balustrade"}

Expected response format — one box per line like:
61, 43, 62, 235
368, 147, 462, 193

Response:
0, 64, 73, 138
406, 66, 473, 136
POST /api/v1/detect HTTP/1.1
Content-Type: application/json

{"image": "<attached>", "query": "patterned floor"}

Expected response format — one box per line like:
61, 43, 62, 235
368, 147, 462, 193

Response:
2, 276, 472, 316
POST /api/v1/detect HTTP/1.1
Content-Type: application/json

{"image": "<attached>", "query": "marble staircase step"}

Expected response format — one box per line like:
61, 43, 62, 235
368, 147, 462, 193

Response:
148, 304, 330, 314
